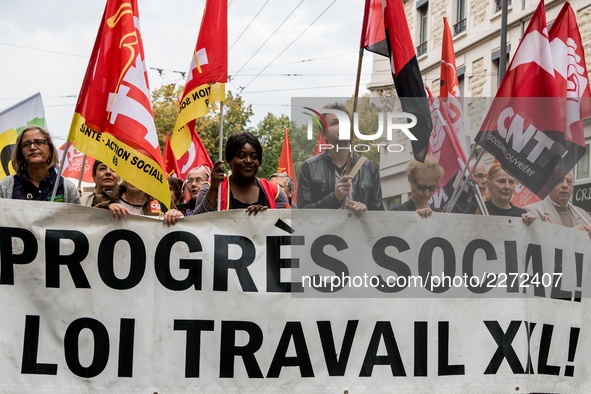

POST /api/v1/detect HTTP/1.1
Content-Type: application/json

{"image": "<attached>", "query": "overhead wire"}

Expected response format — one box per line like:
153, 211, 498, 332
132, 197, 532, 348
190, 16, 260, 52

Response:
229, 0, 270, 51
231, 0, 304, 81
239, 0, 338, 92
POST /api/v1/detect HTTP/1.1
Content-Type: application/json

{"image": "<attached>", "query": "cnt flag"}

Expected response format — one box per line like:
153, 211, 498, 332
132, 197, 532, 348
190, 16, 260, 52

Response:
68, 0, 170, 206
176, 124, 213, 180
164, 132, 181, 178
0, 93, 46, 180
474, 0, 586, 199
277, 128, 298, 205
363, 0, 432, 162
171, 0, 227, 158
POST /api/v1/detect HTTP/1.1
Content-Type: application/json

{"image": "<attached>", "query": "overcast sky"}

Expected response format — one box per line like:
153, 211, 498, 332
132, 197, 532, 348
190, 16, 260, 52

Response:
0, 0, 375, 142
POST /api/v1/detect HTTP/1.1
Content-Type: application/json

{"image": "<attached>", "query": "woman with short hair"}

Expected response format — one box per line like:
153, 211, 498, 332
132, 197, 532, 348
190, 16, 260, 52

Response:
464, 163, 536, 224
390, 156, 444, 218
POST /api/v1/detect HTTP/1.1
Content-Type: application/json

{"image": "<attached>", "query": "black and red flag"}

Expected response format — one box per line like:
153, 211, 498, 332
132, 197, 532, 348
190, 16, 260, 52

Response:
474, 0, 587, 199
360, 0, 388, 57
361, 0, 432, 162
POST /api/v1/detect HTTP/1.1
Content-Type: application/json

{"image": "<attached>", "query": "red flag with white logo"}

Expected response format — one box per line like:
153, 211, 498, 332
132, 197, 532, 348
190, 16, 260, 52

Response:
474, 0, 585, 199
176, 121, 213, 180
67, 0, 169, 206
440, 17, 468, 159
427, 88, 476, 212
548, 2, 591, 147
57, 142, 95, 184
171, 0, 227, 157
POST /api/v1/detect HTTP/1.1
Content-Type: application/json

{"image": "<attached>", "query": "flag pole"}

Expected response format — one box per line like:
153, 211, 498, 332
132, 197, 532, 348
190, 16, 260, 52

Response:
51, 141, 70, 202
78, 154, 87, 190
445, 143, 476, 211
342, 47, 365, 209
447, 148, 485, 213
217, 101, 225, 211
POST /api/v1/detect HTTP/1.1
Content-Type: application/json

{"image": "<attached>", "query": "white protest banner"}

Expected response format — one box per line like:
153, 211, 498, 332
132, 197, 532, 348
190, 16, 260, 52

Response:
0, 200, 590, 393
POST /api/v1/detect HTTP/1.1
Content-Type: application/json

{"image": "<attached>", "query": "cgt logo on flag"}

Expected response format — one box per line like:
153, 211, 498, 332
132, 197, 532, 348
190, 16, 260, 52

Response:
188, 48, 209, 79
302, 106, 419, 154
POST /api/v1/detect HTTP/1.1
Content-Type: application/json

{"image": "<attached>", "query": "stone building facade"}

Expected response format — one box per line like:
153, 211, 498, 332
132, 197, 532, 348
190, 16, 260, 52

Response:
368, 0, 591, 209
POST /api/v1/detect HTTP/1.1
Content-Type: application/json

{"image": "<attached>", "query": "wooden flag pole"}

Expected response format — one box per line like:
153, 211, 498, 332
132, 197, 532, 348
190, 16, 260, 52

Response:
342, 47, 365, 209
78, 154, 87, 190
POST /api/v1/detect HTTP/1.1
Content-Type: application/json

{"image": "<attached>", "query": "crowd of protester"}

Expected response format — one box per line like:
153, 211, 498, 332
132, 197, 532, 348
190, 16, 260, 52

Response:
2, 123, 590, 238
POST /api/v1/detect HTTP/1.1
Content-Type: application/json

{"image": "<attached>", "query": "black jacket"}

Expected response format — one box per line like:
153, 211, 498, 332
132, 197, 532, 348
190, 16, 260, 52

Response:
297, 151, 384, 211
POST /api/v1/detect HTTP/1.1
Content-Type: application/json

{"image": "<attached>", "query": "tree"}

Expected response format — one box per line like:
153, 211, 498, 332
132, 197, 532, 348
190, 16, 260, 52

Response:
151, 85, 254, 163
252, 113, 291, 179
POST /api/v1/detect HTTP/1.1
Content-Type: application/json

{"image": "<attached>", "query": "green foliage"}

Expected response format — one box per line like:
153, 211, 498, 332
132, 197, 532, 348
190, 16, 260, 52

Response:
252, 113, 291, 179
152, 84, 183, 149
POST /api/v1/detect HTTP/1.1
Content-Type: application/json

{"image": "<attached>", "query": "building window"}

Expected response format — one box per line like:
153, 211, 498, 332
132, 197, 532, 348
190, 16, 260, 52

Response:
576, 142, 590, 180
417, 3, 428, 56
491, 45, 511, 89
457, 65, 465, 97
495, 0, 512, 13
454, 0, 466, 35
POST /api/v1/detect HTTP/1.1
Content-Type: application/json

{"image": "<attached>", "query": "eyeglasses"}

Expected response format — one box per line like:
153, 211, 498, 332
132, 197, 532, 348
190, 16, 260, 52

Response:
473, 173, 486, 180
415, 184, 438, 192
21, 139, 47, 150
186, 177, 206, 185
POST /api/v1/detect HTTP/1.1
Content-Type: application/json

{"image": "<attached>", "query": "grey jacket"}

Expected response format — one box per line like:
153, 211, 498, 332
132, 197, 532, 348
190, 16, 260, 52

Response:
0, 175, 80, 204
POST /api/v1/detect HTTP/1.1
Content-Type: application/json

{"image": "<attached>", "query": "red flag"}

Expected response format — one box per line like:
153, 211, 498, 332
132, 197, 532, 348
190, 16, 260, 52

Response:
57, 142, 95, 184
172, 0, 228, 157
164, 132, 181, 178
475, 1, 585, 199
440, 17, 468, 159
313, 132, 328, 156
512, 181, 541, 208
381, 0, 432, 162
427, 88, 475, 212
548, 2, 591, 147
177, 122, 213, 180
277, 128, 298, 205
361, 0, 388, 56
67, 0, 169, 206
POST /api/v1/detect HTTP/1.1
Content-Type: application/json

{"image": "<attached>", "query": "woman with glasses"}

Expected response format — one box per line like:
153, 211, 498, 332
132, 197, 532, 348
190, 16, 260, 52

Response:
176, 166, 211, 216
0, 126, 80, 203
390, 156, 443, 218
